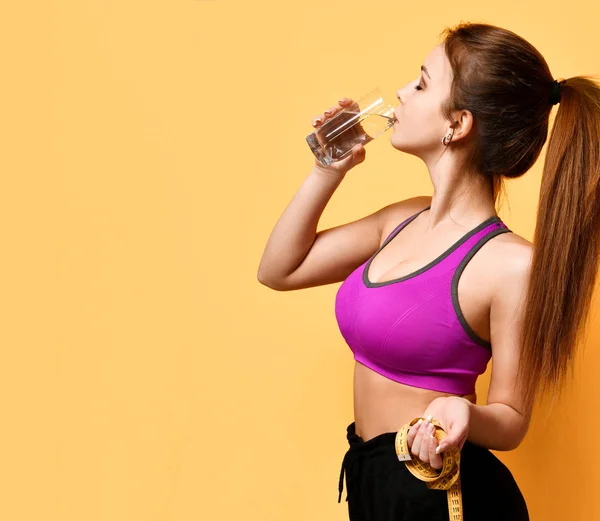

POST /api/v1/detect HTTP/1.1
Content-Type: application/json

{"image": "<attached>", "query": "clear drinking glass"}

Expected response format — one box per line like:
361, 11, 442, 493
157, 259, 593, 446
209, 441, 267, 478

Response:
306, 88, 395, 167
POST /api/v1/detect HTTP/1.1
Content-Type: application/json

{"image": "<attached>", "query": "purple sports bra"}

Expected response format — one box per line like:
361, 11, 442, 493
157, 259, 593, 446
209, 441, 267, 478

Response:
334, 205, 512, 395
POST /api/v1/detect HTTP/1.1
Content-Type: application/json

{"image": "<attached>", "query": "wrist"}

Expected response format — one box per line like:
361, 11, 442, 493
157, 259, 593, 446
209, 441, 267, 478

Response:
458, 396, 474, 408
311, 164, 347, 182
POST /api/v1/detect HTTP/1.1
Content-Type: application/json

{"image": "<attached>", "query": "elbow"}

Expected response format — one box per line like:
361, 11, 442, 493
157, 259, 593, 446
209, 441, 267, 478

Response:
499, 438, 521, 452
257, 271, 287, 291
510, 416, 531, 450
503, 438, 524, 452
510, 429, 528, 451
257, 270, 267, 285
490, 437, 521, 452
257, 271, 274, 288
503, 425, 529, 451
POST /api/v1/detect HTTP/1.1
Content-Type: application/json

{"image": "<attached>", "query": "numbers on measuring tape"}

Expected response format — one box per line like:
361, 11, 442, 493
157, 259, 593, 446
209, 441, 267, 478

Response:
395, 418, 464, 521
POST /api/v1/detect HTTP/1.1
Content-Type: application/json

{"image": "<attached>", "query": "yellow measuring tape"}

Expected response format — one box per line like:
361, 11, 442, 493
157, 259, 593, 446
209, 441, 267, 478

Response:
395, 417, 463, 521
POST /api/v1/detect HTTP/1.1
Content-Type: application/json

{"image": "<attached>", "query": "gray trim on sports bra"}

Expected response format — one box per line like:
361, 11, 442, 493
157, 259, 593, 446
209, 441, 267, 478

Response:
450, 227, 513, 349
363, 206, 504, 288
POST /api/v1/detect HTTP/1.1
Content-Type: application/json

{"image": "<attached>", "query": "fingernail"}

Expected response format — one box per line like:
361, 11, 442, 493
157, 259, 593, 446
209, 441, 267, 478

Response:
339, 98, 348, 103
426, 414, 433, 423
436, 446, 442, 454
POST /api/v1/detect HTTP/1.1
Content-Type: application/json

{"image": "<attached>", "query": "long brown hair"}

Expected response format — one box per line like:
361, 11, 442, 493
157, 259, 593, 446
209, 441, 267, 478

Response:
439, 22, 600, 417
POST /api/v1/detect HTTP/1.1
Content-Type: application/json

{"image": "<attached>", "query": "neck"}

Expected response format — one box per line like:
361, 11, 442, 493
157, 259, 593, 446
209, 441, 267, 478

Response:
424, 153, 496, 231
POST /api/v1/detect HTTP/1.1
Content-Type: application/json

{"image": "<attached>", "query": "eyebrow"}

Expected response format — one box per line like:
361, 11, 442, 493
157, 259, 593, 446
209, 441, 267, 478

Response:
421, 65, 431, 80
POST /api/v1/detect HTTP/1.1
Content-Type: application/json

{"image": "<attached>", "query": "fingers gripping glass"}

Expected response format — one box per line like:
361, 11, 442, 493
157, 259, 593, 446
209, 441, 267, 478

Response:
306, 88, 395, 167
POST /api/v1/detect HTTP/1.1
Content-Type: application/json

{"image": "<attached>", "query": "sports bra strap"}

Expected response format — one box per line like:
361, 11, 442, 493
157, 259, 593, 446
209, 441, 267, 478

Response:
382, 205, 431, 245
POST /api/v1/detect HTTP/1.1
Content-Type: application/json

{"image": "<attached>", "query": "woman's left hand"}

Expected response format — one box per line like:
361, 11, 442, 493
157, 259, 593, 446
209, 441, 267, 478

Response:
406, 396, 472, 470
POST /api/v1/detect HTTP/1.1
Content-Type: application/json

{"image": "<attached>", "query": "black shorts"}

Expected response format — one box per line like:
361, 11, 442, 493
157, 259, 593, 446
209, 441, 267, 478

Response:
338, 421, 529, 521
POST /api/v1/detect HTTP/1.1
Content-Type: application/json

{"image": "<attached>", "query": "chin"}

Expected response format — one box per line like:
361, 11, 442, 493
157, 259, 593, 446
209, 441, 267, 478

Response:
389, 133, 406, 151
390, 136, 419, 156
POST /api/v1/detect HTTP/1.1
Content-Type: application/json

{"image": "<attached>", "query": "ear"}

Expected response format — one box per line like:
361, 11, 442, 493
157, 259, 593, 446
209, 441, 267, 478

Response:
448, 109, 475, 143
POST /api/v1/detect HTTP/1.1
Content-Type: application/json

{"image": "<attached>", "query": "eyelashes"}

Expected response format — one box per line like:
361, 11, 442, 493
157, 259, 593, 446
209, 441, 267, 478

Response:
396, 82, 423, 100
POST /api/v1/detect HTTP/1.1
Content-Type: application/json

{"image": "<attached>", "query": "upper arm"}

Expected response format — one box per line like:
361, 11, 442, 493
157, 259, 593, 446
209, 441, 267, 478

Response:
486, 242, 534, 448
264, 195, 432, 291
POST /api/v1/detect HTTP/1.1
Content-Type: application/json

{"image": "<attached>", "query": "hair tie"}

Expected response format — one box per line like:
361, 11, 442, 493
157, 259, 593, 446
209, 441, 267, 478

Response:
550, 78, 567, 105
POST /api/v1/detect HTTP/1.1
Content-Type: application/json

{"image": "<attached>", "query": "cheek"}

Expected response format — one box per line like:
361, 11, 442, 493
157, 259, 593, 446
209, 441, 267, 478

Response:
401, 100, 441, 133
391, 108, 444, 148
395, 107, 434, 135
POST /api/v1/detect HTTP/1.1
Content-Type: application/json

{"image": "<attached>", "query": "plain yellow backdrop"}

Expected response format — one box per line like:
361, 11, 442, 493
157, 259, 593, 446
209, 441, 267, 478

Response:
1, 0, 600, 520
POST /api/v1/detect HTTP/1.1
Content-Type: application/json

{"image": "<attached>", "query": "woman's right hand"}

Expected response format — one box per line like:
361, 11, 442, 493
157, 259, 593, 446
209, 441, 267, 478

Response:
311, 97, 367, 177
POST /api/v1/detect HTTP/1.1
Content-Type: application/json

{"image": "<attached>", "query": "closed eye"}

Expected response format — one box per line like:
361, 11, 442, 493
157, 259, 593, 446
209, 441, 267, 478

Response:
397, 82, 423, 100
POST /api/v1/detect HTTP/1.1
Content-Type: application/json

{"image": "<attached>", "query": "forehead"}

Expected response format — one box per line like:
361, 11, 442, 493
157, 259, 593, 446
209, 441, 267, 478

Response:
423, 44, 451, 82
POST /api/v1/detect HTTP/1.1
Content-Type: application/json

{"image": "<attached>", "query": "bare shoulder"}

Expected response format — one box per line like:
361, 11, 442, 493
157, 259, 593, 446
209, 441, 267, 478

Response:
449, 219, 532, 308
487, 230, 532, 266
378, 195, 433, 245
485, 228, 533, 296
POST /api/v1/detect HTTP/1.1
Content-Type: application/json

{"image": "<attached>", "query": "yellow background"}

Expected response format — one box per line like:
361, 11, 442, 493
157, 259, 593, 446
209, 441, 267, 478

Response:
1, 0, 599, 520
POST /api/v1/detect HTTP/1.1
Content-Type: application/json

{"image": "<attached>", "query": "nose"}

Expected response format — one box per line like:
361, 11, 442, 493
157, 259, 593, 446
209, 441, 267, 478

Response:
395, 88, 408, 105
395, 86, 405, 103
396, 78, 419, 103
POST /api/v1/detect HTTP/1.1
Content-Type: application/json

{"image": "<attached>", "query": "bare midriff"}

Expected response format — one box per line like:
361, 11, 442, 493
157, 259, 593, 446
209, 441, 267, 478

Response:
353, 360, 477, 442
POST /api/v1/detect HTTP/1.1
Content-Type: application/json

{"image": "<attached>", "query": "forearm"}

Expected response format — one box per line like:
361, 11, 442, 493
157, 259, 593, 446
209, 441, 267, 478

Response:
465, 401, 527, 451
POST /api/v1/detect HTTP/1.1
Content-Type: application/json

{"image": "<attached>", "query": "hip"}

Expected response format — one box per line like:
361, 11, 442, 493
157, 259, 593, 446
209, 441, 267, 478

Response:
338, 421, 529, 521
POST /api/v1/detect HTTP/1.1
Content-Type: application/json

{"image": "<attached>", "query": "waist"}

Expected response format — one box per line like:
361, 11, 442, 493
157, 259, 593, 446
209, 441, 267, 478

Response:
353, 360, 476, 442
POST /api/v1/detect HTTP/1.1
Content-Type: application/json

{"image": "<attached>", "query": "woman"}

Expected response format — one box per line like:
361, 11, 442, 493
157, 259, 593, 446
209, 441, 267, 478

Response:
257, 22, 600, 521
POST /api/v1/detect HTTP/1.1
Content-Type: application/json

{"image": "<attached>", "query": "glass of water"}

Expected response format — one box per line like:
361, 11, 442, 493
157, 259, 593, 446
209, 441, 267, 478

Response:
306, 88, 395, 167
